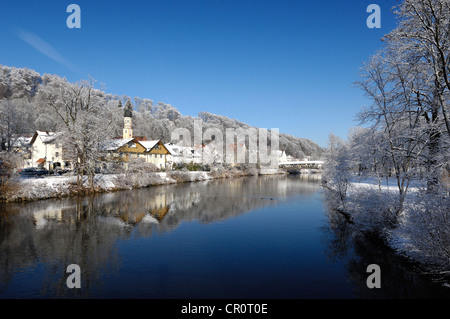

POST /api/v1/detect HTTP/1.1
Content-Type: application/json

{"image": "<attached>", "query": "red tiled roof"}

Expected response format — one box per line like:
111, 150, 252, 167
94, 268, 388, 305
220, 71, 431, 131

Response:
35, 158, 46, 164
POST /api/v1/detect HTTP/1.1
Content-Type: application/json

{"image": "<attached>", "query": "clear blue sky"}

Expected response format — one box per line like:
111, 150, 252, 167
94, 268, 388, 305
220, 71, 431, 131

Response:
0, 0, 399, 147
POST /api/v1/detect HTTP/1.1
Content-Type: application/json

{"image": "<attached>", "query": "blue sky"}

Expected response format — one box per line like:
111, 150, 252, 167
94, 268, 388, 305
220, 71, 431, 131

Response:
0, 0, 399, 147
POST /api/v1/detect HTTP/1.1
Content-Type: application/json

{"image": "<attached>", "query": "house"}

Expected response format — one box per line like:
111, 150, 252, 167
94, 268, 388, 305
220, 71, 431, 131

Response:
27, 131, 72, 170
101, 105, 171, 169
101, 138, 171, 169
140, 140, 171, 169
101, 138, 146, 162
164, 143, 184, 164
164, 143, 203, 165
276, 150, 287, 163
184, 146, 203, 164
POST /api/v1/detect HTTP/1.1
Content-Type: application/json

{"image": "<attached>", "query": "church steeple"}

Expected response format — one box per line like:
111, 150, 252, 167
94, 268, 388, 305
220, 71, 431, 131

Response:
123, 100, 133, 139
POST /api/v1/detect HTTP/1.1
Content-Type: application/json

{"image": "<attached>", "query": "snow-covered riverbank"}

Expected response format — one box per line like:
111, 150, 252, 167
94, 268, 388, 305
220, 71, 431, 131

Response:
6, 172, 211, 202
5, 169, 286, 202
324, 176, 450, 283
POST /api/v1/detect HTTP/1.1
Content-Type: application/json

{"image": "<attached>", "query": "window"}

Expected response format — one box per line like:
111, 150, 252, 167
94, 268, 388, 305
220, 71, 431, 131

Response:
55, 152, 59, 157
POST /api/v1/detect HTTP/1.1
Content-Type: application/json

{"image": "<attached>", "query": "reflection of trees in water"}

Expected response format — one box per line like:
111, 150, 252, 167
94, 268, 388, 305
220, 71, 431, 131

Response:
0, 175, 317, 297
0, 205, 37, 293
0, 197, 125, 297
109, 175, 320, 238
322, 197, 450, 298
321, 203, 353, 263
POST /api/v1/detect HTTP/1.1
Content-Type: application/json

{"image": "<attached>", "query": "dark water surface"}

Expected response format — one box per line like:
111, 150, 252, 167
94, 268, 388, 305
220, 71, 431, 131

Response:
0, 175, 449, 299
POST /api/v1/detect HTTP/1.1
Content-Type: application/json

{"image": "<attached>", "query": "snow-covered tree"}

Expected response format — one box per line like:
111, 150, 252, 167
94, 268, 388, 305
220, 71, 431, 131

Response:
323, 133, 352, 210
36, 76, 119, 188
0, 99, 33, 151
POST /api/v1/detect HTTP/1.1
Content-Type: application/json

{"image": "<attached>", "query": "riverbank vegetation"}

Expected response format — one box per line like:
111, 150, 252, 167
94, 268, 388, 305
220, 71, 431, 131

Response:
2, 163, 283, 202
323, 0, 450, 283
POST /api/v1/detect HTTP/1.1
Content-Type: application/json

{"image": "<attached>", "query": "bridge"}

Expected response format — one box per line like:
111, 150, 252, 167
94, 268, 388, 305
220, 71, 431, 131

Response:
279, 160, 324, 170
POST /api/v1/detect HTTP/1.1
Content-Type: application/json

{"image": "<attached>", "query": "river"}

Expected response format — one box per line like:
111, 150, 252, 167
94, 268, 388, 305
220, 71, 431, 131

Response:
0, 175, 449, 299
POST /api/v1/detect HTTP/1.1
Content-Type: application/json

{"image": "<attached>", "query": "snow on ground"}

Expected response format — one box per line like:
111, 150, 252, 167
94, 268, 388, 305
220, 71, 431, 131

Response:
331, 175, 450, 279
348, 176, 427, 193
9, 171, 225, 202
14, 175, 78, 200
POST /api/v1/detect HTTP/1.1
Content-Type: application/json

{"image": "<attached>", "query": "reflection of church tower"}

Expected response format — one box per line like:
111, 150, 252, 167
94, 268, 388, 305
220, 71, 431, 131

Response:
123, 100, 133, 139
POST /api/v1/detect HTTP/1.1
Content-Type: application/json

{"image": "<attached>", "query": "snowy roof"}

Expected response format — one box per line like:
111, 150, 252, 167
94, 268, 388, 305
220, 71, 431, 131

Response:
163, 143, 203, 157
32, 131, 58, 144
164, 143, 182, 156
101, 138, 135, 151
139, 140, 160, 152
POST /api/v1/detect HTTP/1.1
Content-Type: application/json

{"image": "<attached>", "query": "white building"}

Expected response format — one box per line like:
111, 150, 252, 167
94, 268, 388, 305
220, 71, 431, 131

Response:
164, 143, 184, 164
164, 143, 202, 165
27, 131, 72, 170
275, 150, 287, 163
139, 140, 172, 169
101, 138, 171, 170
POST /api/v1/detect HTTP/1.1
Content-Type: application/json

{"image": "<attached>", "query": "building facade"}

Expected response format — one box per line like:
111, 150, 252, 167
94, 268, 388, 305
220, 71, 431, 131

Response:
27, 131, 72, 170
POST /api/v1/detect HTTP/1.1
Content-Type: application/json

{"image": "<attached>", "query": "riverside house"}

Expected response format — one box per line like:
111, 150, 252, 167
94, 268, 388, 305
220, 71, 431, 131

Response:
27, 131, 72, 170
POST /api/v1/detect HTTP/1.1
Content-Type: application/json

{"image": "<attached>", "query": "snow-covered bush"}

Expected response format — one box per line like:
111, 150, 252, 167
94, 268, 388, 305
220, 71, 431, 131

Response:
347, 187, 400, 235
390, 190, 450, 275
126, 158, 158, 174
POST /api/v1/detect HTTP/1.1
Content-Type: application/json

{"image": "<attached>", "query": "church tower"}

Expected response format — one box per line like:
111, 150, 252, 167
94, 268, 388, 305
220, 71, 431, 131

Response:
123, 100, 133, 139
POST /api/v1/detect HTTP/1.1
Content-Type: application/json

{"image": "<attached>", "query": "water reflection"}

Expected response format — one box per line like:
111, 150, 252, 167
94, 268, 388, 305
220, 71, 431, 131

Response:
322, 195, 450, 298
2, 175, 448, 298
0, 175, 318, 298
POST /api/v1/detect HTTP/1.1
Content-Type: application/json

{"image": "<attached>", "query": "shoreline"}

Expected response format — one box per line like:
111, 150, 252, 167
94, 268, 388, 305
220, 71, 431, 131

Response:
3, 168, 287, 203
322, 176, 450, 284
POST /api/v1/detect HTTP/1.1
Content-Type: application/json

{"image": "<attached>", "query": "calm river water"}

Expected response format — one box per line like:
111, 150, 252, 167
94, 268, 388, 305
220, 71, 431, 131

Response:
0, 175, 449, 299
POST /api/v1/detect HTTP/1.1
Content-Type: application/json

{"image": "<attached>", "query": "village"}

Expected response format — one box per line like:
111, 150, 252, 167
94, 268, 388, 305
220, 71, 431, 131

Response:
12, 105, 306, 178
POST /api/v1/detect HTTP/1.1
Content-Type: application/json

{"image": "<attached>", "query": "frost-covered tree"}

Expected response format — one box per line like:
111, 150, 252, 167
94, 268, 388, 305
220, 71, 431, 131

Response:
36, 76, 119, 188
354, 0, 450, 197
385, 0, 450, 191
323, 133, 352, 210
320, 1, 450, 278
0, 65, 42, 100
0, 99, 33, 151
386, 0, 450, 137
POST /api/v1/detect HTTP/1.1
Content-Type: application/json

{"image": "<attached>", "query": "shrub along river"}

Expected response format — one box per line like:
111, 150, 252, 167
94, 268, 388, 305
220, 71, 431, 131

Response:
0, 175, 449, 298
